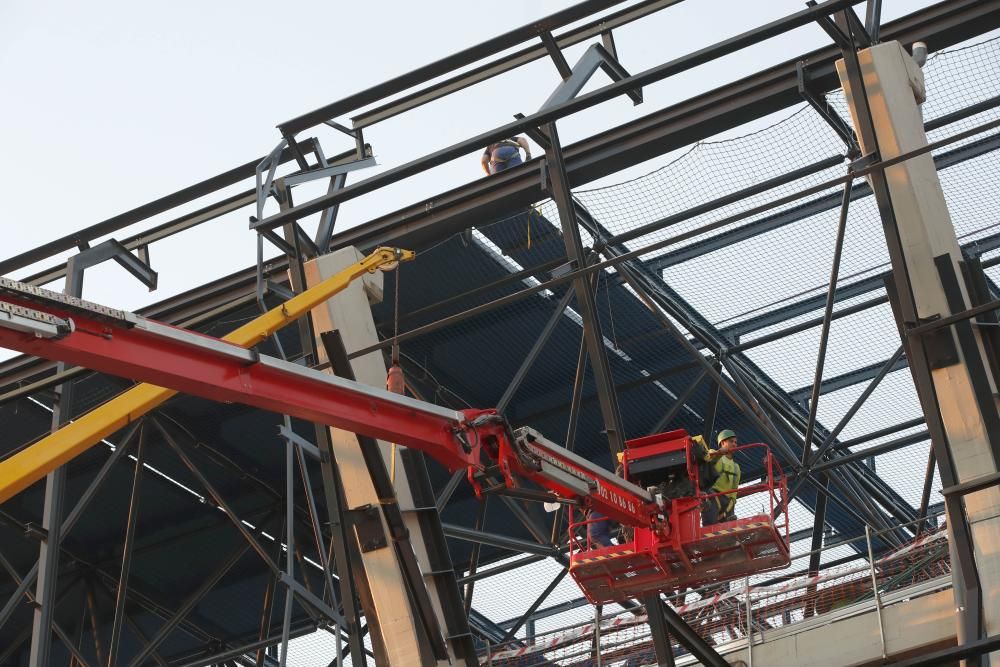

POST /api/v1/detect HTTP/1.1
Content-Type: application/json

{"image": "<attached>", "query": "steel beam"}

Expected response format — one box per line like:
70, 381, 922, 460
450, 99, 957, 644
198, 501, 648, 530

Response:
355, 1, 685, 130
788, 345, 905, 500
258, 0, 874, 236
315, 0, 997, 255
801, 179, 852, 466
457, 553, 550, 585
106, 425, 146, 667
442, 523, 558, 557
649, 369, 707, 435
648, 594, 727, 667
500, 568, 568, 643
497, 286, 575, 414
540, 43, 642, 110
278, 0, 632, 135
643, 593, 677, 667
127, 538, 254, 666
0, 141, 319, 278
545, 121, 626, 454
789, 354, 909, 403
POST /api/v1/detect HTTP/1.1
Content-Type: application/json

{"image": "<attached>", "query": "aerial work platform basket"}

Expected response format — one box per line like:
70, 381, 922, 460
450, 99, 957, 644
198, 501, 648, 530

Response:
567, 430, 790, 604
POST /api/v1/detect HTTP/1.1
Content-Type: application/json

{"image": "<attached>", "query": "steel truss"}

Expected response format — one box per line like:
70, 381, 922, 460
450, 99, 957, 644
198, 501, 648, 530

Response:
0, 0, 999, 664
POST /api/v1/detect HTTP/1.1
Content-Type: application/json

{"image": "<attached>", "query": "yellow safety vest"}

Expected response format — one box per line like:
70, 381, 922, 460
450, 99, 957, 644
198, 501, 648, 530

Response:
711, 455, 741, 510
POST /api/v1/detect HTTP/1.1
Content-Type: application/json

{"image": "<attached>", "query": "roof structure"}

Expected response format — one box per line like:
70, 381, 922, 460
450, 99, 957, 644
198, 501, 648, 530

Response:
1, 1, 999, 665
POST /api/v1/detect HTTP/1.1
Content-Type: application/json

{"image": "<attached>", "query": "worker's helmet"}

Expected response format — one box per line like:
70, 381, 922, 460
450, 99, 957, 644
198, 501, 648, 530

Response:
717, 429, 737, 445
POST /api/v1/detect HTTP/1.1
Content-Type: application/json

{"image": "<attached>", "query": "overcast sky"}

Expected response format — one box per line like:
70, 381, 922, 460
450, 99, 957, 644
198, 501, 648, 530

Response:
0, 0, 941, 313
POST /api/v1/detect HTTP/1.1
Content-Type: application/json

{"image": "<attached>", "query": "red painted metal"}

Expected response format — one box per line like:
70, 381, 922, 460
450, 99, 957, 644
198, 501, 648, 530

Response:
0, 291, 789, 602
0, 297, 484, 471
568, 430, 790, 604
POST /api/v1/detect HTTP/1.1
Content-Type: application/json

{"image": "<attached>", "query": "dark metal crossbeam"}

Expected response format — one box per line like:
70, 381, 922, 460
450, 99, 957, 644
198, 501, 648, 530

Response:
278, 0, 632, 135
442, 524, 558, 557
260, 0, 882, 238
319, 0, 997, 254
789, 354, 910, 403
649, 130, 1000, 279
352, 0, 683, 129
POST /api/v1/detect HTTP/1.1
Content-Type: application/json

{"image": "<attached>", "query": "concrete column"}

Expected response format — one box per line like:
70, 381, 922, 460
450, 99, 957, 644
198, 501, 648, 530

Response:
837, 41, 1000, 658
304, 247, 451, 667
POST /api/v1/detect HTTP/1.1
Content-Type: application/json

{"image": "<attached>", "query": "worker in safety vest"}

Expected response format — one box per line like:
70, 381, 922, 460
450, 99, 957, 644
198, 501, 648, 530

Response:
481, 136, 531, 175
701, 429, 741, 525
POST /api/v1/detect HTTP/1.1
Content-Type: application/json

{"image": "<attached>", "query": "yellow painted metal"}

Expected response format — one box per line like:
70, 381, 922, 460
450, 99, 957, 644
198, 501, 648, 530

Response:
0, 247, 414, 504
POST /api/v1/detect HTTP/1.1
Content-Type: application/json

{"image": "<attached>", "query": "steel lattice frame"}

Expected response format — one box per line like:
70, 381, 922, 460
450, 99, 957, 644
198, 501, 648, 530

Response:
1, 0, 999, 665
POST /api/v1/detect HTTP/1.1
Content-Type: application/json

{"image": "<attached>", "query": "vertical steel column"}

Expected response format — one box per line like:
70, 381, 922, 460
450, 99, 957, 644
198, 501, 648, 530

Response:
279, 437, 295, 667
267, 180, 368, 665
106, 425, 146, 667
543, 121, 626, 454
915, 448, 936, 534
593, 604, 603, 667
745, 576, 754, 667
641, 594, 675, 667
865, 525, 887, 659
836, 21, 989, 657
28, 256, 85, 667
805, 474, 828, 617
464, 497, 489, 616
801, 180, 853, 466
255, 517, 284, 667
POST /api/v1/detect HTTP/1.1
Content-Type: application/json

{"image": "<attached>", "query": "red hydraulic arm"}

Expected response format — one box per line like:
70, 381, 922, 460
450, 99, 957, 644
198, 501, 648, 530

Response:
0, 276, 657, 528
0, 275, 790, 604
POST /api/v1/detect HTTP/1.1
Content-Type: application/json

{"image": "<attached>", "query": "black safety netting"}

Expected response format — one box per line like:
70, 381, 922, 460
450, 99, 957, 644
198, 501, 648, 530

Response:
356, 37, 1000, 656
37, 35, 989, 667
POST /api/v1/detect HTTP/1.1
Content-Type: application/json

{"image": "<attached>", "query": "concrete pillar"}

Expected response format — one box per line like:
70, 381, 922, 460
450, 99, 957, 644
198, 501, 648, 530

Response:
304, 247, 451, 667
837, 41, 1000, 659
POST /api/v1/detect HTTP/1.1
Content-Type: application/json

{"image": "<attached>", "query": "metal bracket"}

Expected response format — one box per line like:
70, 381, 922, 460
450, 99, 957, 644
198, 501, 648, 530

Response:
323, 120, 367, 160
277, 424, 321, 462
265, 280, 295, 302
915, 319, 960, 370
539, 42, 642, 112
23, 523, 47, 542
865, 0, 883, 43
67, 238, 159, 292
279, 573, 346, 627
350, 504, 388, 553
797, 60, 860, 156
941, 471, 1000, 498
540, 30, 572, 80
513, 113, 552, 150
833, 5, 873, 49
849, 151, 879, 173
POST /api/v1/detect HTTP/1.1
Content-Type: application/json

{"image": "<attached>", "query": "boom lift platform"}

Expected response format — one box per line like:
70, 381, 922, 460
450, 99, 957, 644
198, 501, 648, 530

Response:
567, 430, 790, 603
0, 259, 789, 602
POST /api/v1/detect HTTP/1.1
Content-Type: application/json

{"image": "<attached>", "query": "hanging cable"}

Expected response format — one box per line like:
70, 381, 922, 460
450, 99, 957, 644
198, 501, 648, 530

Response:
386, 264, 405, 484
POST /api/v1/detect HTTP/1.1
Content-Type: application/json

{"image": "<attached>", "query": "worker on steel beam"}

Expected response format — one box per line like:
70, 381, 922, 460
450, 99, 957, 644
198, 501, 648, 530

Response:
481, 136, 531, 175
701, 429, 742, 525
